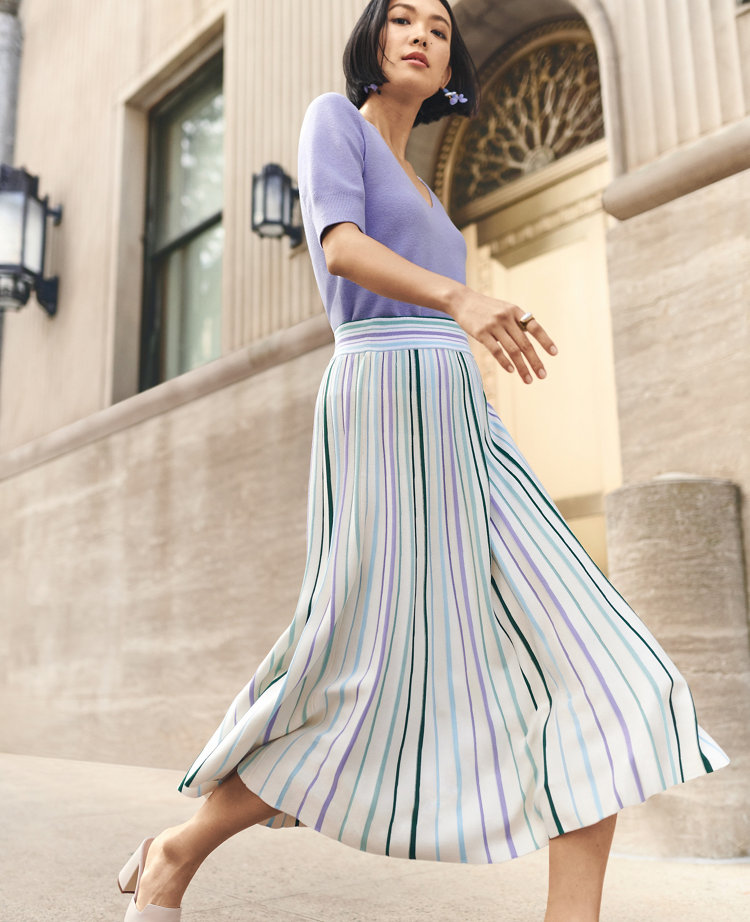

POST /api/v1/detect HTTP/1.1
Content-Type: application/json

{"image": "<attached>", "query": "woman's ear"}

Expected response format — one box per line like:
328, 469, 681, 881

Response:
442, 64, 452, 88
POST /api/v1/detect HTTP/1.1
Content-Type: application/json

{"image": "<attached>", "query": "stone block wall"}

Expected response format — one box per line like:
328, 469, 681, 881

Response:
605, 168, 750, 591
605, 477, 750, 858
0, 343, 333, 771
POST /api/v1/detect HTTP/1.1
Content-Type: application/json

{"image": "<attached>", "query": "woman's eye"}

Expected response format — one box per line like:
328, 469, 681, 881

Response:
391, 16, 447, 39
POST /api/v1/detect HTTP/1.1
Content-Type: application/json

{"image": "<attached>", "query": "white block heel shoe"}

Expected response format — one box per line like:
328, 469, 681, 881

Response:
117, 837, 182, 920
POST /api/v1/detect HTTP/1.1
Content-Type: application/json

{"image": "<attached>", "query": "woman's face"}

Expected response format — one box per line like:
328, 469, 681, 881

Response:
377, 0, 453, 98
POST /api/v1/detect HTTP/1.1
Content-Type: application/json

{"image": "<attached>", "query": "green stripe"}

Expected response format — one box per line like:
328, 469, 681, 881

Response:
491, 574, 563, 835
487, 431, 686, 782
410, 349, 431, 858
385, 350, 426, 856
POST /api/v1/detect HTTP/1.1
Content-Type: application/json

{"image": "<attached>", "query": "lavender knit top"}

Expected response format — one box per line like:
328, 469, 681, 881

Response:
297, 92, 467, 332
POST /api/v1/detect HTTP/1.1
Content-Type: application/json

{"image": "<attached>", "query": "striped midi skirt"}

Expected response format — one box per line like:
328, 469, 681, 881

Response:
178, 315, 730, 864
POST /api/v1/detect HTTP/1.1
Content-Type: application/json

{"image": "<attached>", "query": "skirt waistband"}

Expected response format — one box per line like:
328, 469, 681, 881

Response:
333, 316, 472, 355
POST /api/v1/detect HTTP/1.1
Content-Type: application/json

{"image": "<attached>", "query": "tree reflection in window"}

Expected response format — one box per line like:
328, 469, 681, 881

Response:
141, 52, 224, 391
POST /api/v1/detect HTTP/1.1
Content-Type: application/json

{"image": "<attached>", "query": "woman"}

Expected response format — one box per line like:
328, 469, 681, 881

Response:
117, 1, 730, 919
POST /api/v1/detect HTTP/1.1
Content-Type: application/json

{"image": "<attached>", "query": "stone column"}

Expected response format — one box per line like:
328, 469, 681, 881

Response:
604, 474, 750, 858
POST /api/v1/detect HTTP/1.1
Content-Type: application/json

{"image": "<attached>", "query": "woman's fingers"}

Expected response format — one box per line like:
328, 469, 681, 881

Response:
477, 332, 516, 375
496, 327, 540, 384
508, 316, 560, 382
479, 312, 558, 384
522, 317, 558, 357
453, 292, 558, 383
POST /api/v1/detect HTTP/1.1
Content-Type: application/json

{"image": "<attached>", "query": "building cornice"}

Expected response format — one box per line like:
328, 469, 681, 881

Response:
0, 313, 333, 482
602, 116, 750, 220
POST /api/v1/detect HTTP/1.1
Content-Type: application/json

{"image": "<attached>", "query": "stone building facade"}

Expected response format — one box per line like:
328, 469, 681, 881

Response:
0, 0, 748, 858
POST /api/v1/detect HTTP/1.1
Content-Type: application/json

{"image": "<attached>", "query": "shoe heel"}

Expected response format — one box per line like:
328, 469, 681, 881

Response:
117, 846, 141, 893
117, 837, 154, 894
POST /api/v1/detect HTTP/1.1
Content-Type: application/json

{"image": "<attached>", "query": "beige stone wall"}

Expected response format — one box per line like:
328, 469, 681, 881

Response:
3, 0, 221, 449
605, 167, 750, 579
4, 0, 750, 451
0, 0, 363, 451
0, 339, 334, 769
605, 477, 750, 858
218, 0, 363, 349
602, 168, 750, 854
602, 0, 750, 171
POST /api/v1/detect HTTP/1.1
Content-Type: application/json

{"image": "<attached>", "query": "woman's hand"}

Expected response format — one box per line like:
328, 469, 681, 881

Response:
450, 288, 558, 384
320, 224, 558, 382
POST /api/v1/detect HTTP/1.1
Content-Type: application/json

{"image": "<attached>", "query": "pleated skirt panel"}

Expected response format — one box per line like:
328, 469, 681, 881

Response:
178, 315, 730, 864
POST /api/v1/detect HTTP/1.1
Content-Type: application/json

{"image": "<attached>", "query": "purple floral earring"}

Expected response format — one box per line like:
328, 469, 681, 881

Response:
442, 87, 468, 106
364, 83, 381, 95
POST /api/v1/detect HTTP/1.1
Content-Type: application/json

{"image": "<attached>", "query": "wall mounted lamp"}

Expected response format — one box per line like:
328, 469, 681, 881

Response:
0, 164, 63, 316
251, 163, 302, 247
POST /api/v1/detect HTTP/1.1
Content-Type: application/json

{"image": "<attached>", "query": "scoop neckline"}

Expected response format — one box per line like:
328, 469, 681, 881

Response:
352, 102, 435, 210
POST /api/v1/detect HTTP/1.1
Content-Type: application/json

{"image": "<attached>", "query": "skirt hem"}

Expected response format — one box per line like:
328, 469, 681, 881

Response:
224, 746, 730, 865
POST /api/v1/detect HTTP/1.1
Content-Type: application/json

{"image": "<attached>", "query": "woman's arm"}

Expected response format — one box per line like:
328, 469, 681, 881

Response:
322, 222, 558, 385
323, 221, 463, 316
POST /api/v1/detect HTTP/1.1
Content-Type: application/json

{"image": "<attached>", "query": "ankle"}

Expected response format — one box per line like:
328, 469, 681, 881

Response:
152, 825, 201, 876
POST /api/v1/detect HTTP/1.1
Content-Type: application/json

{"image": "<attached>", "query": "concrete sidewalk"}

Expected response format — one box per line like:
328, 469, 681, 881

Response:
1, 752, 747, 922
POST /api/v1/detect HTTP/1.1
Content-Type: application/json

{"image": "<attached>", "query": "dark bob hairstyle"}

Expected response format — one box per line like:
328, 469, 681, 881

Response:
343, 0, 481, 125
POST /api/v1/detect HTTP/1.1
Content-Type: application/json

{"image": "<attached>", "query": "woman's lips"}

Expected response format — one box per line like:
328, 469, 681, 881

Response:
404, 58, 428, 67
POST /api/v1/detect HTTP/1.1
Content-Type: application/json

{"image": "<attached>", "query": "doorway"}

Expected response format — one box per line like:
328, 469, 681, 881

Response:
435, 19, 621, 573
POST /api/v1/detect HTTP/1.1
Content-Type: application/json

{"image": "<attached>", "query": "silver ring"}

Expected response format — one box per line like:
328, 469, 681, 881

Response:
518, 311, 534, 331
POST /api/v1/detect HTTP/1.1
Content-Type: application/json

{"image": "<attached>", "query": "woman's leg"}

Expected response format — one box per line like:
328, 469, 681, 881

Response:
132, 770, 281, 911
544, 813, 618, 922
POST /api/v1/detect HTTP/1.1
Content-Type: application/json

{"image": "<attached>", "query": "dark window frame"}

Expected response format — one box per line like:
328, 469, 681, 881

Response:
139, 51, 224, 392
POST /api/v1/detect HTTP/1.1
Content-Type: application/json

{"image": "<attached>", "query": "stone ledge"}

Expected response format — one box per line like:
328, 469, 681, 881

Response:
0, 312, 333, 482
602, 116, 750, 220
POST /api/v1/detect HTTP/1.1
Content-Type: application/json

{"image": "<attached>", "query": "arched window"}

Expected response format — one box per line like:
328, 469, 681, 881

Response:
435, 19, 604, 218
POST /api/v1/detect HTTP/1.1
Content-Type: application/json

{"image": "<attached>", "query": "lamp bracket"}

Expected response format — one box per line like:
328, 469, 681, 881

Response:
36, 276, 58, 316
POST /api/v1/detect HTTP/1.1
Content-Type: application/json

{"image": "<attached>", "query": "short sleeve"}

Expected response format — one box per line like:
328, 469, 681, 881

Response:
298, 93, 366, 246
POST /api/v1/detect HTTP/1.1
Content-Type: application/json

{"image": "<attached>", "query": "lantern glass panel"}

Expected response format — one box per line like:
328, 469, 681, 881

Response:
252, 173, 265, 230
291, 189, 301, 229
24, 197, 45, 275
0, 190, 24, 265
281, 181, 293, 229
267, 172, 285, 225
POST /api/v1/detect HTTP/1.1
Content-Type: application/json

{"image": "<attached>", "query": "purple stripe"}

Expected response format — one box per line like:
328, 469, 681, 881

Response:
335, 335, 471, 353
334, 324, 471, 352
490, 495, 641, 805
304, 351, 401, 827
438, 351, 514, 859
429, 354, 490, 860
261, 354, 355, 744
495, 488, 644, 798
446, 356, 518, 852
